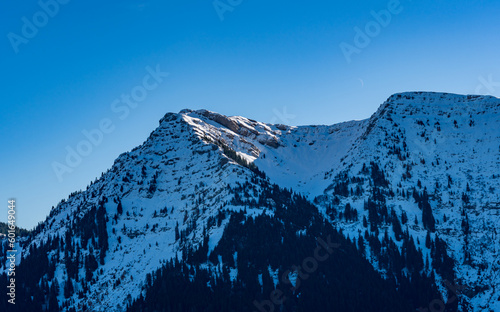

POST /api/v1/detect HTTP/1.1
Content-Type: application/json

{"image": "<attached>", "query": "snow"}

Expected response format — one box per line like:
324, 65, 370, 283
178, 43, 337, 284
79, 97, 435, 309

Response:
4, 92, 499, 311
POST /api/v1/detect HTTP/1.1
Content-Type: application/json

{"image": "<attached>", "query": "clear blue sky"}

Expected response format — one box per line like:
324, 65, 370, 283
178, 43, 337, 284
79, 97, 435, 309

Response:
1, 0, 499, 228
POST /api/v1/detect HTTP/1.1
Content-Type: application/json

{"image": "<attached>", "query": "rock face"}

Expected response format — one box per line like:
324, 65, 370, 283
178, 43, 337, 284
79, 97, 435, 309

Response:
1, 92, 499, 312
192, 109, 282, 148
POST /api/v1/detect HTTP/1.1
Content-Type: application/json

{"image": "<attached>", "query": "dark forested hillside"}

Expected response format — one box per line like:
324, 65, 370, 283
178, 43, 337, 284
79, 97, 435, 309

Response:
0, 222, 31, 237
127, 181, 449, 312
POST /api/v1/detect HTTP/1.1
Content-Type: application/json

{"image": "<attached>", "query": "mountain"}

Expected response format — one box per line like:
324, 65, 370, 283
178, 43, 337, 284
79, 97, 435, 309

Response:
1, 92, 499, 312
0, 222, 31, 238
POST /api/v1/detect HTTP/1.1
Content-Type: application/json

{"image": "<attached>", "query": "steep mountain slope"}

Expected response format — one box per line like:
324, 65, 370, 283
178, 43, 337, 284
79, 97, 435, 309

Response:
180, 108, 368, 196
0, 107, 421, 312
1, 91, 498, 312
174, 92, 500, 310
316, 92, 500, 311
1, 112, 273, 311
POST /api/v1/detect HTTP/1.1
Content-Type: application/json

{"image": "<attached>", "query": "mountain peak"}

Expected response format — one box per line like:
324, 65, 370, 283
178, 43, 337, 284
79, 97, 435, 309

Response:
384, 91, 499, 109
7, 93, 500, 312
366, 91, 500, 131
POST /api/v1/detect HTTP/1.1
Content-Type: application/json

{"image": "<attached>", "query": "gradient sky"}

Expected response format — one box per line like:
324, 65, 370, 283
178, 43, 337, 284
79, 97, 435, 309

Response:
1, 0, 499, 228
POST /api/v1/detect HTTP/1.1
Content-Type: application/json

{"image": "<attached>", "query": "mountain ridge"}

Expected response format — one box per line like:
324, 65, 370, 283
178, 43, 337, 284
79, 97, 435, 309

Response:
2, 91, 499, 312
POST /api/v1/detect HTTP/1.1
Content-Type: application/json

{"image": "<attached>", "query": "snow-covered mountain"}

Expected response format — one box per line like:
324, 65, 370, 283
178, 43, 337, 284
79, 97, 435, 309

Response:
180, 92, 500, 310
2, 92, 499, 312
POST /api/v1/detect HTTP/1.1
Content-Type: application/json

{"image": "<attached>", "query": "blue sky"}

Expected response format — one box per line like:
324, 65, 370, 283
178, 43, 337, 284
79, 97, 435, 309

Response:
1, 0, 499, 228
